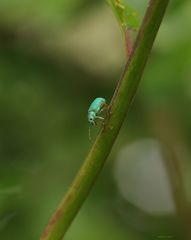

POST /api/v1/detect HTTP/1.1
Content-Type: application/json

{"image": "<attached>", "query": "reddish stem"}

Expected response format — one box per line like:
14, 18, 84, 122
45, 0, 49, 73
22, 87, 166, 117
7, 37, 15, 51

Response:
125, 29, 133, 57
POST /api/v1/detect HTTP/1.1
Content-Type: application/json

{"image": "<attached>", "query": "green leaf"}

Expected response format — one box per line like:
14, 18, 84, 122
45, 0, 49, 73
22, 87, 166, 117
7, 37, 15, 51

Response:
107, 0, 140, 32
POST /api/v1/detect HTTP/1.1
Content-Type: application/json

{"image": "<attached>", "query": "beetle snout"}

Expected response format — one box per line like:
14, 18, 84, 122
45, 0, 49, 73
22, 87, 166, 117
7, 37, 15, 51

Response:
89, 118, 95, 125
88, 111, 96, 125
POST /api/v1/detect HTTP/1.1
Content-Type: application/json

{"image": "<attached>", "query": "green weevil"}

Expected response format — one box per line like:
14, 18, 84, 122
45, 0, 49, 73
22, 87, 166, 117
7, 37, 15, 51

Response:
88, 97, 107, 139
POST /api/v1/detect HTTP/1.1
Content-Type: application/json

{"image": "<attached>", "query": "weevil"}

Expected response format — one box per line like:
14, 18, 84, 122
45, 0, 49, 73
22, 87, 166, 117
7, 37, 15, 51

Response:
88, 97, 108, 139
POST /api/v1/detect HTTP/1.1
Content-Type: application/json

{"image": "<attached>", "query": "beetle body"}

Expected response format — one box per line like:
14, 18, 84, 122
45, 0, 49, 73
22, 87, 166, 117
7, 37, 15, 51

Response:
88, 97, 106, 125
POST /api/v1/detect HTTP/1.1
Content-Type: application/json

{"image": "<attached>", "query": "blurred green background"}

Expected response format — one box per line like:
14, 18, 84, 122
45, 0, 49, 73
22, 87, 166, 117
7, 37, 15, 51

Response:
0, 0, 191, 239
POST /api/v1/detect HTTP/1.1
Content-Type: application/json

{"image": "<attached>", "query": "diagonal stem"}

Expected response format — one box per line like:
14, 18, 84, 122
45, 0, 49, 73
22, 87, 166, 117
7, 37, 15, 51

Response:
40, 1, 170, 239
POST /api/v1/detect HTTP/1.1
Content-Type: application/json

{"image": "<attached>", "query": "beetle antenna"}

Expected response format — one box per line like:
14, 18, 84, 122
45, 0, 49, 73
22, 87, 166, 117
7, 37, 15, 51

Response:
88, 125, 91, 140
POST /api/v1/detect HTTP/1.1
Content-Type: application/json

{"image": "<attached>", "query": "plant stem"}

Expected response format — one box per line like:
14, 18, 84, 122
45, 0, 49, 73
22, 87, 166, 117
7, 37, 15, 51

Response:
125, 30, 133, 57
40, 1, 170, 239
151, 108, 191, 239
162, 146, 191, 239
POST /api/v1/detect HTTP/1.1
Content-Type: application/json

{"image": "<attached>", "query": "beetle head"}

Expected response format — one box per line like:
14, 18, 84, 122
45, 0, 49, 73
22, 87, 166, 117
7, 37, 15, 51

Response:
88, 112, 96, 125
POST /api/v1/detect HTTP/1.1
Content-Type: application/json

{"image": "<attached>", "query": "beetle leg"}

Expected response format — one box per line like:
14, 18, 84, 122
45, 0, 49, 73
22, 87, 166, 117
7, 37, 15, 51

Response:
95, 116, 104, 120
100, 103, 112, 117
107, 104, 112, 116
99, 103, 108, 114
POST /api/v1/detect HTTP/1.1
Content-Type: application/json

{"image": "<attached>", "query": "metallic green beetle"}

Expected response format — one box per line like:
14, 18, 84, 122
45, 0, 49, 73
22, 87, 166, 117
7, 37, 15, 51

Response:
88, 97, 107, 139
